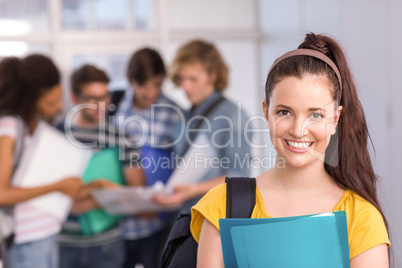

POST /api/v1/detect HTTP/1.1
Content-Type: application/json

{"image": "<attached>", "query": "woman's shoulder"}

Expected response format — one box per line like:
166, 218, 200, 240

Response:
336, 189, 387, 228
337, 189, 383, 217
337, 189, 390, 259
0, 115, 18, 124
0, 115, 19, 140
190, 183, 227, 243
192, 183, 227, 216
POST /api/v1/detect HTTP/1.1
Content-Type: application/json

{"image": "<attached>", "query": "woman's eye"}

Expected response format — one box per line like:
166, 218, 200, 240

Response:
277, 110, 290, 116
310, 113, 323, 119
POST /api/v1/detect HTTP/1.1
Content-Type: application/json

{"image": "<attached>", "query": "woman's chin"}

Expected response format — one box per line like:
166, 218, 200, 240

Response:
277, 154, 319, 169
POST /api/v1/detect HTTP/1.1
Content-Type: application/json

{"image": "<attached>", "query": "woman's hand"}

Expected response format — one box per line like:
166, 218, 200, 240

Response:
76, 179, 122, 200
90, 179, 121, 189
56, 177, 83, 198
152, 184, 197, 208
70, 196, 99, 215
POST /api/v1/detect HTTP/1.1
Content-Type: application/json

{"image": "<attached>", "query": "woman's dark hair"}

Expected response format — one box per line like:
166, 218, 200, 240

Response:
0, 54, 60, 126
126, 48, 166, 85
71, 64, 110, 96
265, 33, 389, 235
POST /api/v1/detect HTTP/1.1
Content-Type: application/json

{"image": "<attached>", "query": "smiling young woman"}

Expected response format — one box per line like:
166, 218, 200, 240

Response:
264, 75, 343, 168
191, 33, 391, 268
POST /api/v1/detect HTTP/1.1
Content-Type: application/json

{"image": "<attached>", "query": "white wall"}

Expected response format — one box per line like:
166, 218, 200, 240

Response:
260, 0, 401, 265
165, 0, 261, 117
388, 0, 402, 264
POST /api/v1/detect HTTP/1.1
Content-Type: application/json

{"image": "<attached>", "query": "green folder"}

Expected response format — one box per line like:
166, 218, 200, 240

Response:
219, 211, 350, 268
78, 148, 125, 236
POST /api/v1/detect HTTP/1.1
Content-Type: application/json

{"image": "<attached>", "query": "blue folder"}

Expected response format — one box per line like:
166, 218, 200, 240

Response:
140, 145, 174, 186
140, 145, 174, 222
219, 211, 350, 268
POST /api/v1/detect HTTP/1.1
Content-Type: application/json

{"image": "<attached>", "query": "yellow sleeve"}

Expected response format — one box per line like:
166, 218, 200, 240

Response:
190, 183, 227, 243
348, 196, 391, 259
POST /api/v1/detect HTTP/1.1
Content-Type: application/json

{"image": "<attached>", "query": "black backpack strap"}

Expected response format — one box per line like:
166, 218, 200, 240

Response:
225, 177, 256, 218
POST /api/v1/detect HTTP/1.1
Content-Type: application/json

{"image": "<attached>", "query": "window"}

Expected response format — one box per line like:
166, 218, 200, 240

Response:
0, 0, 48, 36
61, 0, 156, 31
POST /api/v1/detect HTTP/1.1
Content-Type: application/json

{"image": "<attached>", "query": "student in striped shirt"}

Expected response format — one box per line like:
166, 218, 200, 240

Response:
57, 64, 142, 268
116, 48, 183, 268
0, 55, 82, 268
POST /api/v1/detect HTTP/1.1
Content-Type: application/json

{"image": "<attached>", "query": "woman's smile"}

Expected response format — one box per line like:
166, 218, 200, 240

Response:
284, 139, 314, 153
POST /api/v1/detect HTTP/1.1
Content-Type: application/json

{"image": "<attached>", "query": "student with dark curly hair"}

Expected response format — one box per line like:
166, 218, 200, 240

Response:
0, 54, 82, 268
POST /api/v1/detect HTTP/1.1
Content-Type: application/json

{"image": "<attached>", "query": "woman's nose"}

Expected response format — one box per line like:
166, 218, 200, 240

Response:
289, 117, 309, 138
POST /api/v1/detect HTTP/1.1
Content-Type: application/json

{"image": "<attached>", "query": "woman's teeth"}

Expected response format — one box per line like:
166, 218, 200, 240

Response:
286, 140, 312, 149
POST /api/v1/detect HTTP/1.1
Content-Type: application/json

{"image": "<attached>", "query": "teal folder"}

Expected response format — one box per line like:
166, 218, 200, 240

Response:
219, 211, 350, 268
78, 148, 125, 236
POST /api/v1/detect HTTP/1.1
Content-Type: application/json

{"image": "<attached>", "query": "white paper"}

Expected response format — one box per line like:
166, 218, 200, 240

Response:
166, 134, 216, 188
12, 121, 92, 221
92, 134, 217, 215
311, 212, 334, 217
92, 181, 174, 215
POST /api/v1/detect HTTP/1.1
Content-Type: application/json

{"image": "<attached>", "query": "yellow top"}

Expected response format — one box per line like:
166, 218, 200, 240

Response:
191, 183, 390, 260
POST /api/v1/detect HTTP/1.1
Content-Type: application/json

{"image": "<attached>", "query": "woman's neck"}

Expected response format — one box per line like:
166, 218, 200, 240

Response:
271, 160, 333, 193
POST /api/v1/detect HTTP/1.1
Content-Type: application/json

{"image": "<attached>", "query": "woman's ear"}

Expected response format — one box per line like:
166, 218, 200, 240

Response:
331, 105, 343, 135
262, 100, 269, 129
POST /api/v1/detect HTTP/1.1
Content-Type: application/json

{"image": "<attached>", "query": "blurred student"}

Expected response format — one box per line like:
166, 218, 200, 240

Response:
0, 55, 82, 268
115, 48, 182, 268
153, 40, 252, 211
57, 64, 142, 268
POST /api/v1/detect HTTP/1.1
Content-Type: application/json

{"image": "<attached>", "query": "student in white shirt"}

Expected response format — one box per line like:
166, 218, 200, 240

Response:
0, 55, 82, 268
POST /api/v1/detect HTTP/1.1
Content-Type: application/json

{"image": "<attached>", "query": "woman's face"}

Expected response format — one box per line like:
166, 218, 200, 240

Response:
177, 61, 216, 106
263, 76, 342, 169
36, 84, 63, 121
